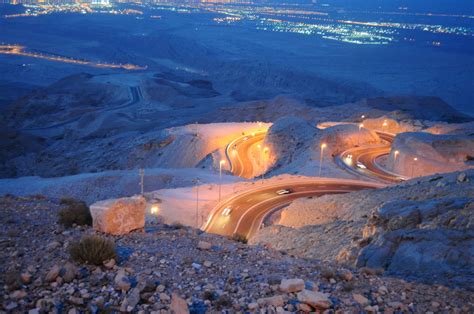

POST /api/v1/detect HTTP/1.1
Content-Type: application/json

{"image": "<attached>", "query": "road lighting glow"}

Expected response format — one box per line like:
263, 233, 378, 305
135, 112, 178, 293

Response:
150, 204, 159, 215
411, 157, 418, 177
219, 160, 226, 202
358, 123, 364, 145
394, 150, 399, 161
361, 114, 365, 119
262, 147, 269, 181
319, 143, 327, 177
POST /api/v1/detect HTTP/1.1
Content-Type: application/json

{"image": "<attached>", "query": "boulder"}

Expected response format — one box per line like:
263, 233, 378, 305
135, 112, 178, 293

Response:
170, 293, 189, 314
297, 290, 332, 309
279, 278, 305, 293
257, 295, 285, 307
90, 196, 146, 235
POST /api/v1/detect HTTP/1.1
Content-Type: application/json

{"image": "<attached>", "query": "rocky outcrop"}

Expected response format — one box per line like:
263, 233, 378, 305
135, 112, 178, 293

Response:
251, 170, 474, 288
90, 196, 146, 235
357, 197, 474, 289
387, 132, 474, 177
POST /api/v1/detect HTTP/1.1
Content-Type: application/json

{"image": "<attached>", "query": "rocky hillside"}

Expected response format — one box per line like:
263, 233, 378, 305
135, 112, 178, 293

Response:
1, 195, 473, 313
251, 170, 474, 290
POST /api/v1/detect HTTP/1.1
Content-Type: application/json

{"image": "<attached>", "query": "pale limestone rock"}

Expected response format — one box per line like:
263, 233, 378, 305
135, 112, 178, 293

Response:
257, 295, 285, 307
170, 293, 189, 314
297, 290, 331, 309
353, 293, 370, 306
90, 196, 146, 235
279, 278, 305, 293
45, 265, 60, 282
197, 241, 212, 250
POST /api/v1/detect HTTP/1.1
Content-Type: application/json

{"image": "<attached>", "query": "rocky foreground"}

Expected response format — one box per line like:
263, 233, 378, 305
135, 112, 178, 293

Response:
1, 195, 473, 313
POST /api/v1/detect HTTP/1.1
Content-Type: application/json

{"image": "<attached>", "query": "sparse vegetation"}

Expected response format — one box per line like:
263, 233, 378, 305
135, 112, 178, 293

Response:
231, 233, 248, 244
215, 295, 233, 309
170, 221, 186, 229
69, 235, 117, 266
58, 199, 92, 228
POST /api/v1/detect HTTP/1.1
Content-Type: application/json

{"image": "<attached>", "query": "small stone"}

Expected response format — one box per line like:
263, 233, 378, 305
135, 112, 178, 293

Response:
353, 293, 370, 306
257, 295, 285, 307
297, 303, 313, 312
160, 293, 171, 302
297, 290, 332, 309
339, 270, 353, 281
431, 301, 440, 309
28, 309, 40, 314
20, 272, 32, 284
248, 302, 259, 310
103, 259, 116, 269
280, 278, 305, 293
197, 241, 212, 250
114, 270, 131, 292
378, 286, 388, 295
68, 296, 84, 306
62, 263, 77, 283
203, 261, 212, 267
10, 290, 27, 299
192, 263, 201, 270
156, 284, 165, 292
457, 173, 468, 183
170, 293, 189, 314
46, 241, 61, 252
45, 265, 61, 282
3, 302, 18, 311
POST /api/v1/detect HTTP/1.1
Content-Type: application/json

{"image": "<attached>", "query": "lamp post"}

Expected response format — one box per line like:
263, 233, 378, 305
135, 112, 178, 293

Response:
219, 160, 226, 202
194, 178, 200, 227
358, 123, 364, 146
411, 157, 418, 177
382, 119, 388, 132
361, 114, 365, 120
393, 150, 399, 162
262, 147, 269, 181
319, 143, 327, 177
139, 168, 145, 196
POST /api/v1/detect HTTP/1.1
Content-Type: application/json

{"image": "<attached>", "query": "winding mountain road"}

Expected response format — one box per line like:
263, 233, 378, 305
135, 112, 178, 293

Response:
203, 179, 381, 239
204, 122, 404, 238
21, 86, 142, 132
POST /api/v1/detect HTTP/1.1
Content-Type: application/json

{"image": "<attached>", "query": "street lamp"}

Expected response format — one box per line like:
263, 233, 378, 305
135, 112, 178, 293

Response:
319, 143, 327, 177
393, 150, 399, 162
411, 157, 418, 177
358, 123, 364, 146
382, 119, 388, 132
219, 160, 226, 202
139, 168, 145, 195
194, 178, 200, 227
361, 114, 365, 119
262, 147, 269, 181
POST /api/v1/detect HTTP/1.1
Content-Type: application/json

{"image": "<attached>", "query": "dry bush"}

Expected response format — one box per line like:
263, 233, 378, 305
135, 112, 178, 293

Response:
69, 235, 117, 266
58, 199, 92, 228
231, 233, 248, 244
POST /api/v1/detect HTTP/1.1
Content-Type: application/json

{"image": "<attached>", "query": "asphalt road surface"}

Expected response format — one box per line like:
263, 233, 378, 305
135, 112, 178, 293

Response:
204, 180, 380, 239
225, 131, 266, 179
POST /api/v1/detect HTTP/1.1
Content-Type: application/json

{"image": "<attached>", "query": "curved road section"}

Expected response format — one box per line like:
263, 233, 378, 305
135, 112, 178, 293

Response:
203, 179, 382, 239
336, 132, 407, 183
225, 131, 266, 178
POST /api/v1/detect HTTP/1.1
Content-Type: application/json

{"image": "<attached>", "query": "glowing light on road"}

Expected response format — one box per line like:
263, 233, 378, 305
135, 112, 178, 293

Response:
394, 150, 399, 162
319, 143, 327, 177
219, 160, 226, 202
150, 204, 159, 215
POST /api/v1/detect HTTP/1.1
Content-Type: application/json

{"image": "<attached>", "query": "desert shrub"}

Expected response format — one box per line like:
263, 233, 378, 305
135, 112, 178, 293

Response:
69, 235, 117, 266
320, 267, 336, 280
58, 199, 92, 228
231, 233, 247, 244
59, 197, 77, 206
214, 295, 233, 309
3, 268, 21, 291
341, 282, 354, 292
170, 221, 186, 229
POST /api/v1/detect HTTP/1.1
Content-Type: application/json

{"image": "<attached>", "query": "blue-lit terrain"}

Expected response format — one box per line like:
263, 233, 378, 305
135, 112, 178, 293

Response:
0, 1, 473, 313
